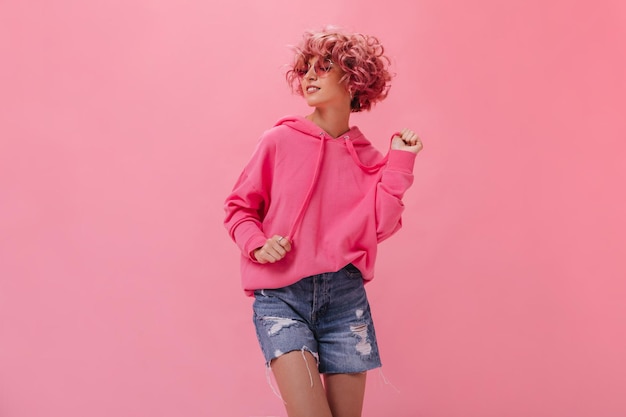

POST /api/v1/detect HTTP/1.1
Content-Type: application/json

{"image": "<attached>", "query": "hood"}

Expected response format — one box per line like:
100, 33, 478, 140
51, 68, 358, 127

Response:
275, 115, 368, 144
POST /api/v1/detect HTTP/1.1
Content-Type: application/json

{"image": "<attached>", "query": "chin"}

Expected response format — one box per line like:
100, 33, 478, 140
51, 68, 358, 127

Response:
305, 98, 323, 107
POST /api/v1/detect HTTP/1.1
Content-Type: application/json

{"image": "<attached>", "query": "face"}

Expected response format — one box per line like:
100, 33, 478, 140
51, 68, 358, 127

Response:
296, 56, 351, 110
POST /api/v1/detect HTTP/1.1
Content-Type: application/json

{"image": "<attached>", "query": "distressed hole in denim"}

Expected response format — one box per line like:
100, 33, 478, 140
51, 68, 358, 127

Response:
303, 346, 320, 365
262, 316, 298, 336
350, 323, 372, 356
355, 309, 364, 319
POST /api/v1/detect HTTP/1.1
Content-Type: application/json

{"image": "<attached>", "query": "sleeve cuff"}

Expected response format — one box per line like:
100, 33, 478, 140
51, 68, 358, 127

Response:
231, 220, 267, 261
387, 149, 417, 173
244, 235, 269, 262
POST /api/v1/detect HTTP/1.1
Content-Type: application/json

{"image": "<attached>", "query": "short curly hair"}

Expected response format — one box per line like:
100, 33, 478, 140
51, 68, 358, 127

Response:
286, 26, 393, 112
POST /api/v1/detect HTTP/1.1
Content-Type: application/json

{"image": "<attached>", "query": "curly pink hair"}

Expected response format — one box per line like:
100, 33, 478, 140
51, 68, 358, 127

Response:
286, 26, 393, 112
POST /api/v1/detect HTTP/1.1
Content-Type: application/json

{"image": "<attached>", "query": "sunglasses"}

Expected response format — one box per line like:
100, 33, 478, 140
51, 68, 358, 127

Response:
295, 58, 334, 78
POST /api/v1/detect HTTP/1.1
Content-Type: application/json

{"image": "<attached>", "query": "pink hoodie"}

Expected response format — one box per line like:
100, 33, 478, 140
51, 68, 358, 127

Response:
224, 116, 416, 295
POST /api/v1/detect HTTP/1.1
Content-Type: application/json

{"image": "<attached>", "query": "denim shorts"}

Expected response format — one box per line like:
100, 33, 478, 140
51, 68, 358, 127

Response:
252, 264, 382, 374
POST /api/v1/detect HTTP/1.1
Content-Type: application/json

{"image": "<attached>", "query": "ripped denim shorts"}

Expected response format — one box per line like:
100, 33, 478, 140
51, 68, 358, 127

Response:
252, 264, 382, 374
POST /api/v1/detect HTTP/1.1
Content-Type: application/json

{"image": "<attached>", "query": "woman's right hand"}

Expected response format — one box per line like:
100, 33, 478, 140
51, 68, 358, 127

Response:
253, 235, 292, 264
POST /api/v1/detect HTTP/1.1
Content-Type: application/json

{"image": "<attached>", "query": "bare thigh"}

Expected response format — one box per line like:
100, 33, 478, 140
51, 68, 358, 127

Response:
270, 350, 332, 417
324, 372, 367, 417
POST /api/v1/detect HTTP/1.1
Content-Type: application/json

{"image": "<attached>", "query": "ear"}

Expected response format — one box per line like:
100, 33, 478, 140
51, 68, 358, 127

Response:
350, 93, 361, 112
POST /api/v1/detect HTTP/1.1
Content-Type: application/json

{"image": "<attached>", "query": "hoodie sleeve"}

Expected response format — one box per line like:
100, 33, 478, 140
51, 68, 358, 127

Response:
375, 149, 417, 242
224, 136, 275, 260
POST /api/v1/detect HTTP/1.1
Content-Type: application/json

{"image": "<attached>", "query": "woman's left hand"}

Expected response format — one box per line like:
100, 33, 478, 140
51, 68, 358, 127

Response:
391, 128, 423, 154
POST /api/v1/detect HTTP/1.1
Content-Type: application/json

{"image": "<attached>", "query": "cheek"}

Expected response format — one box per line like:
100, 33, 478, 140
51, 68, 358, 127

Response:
336, 81, 351, 98
328, 76, 349, 93
336, 76, 351, 94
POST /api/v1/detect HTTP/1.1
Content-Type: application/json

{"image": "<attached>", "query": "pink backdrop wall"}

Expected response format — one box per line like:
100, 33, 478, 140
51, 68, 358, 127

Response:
1, 1, 625, 416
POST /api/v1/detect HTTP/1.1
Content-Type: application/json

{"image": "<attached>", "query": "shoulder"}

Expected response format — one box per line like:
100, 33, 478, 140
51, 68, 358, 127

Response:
258, 123, 310, 152
258, 120, 297, 142
351, 131, 385, 165
262, 124, 294, 140
253, 125, 286, 152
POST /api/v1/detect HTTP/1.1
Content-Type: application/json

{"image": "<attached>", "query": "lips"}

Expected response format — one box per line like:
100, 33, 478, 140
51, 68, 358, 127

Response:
306, 86, 320, 94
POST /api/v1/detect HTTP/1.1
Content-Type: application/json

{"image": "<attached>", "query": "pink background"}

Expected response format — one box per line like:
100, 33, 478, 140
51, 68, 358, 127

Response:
1, 1, 625, 416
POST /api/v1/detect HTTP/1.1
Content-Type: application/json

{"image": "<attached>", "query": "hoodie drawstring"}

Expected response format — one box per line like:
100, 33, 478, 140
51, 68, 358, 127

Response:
285, 132, 327, 241
344, 132, 401, 173
285, 131, 401, 242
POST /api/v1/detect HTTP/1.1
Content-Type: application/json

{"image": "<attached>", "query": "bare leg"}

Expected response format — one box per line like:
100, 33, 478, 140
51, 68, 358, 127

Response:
324, 372, 367, 417
270, 350, 333, 417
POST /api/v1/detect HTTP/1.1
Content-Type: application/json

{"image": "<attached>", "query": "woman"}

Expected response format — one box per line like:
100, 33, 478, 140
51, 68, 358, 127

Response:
224, 26, 423, 417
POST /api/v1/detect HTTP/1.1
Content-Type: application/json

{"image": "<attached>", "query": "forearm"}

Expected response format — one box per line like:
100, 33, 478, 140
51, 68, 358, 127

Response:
375, 150, 416, 241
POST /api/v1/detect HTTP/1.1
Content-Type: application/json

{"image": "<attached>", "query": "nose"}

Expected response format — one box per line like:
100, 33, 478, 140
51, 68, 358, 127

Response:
304, 64, 318, 80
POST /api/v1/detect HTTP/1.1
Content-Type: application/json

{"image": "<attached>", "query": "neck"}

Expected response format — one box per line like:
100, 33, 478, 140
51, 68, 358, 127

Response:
306, 106, 351, 139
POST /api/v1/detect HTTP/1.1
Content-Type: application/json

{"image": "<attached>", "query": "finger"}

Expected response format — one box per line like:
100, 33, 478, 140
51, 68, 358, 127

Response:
254, 248, 269, 264
268, 242, 287, 258
269, 236, 287, 252
281, 239, 292, 252
276, 235, 292, 252
263, 245, 284, 261
407, 132, 420, 145
258, 248, 272, 263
